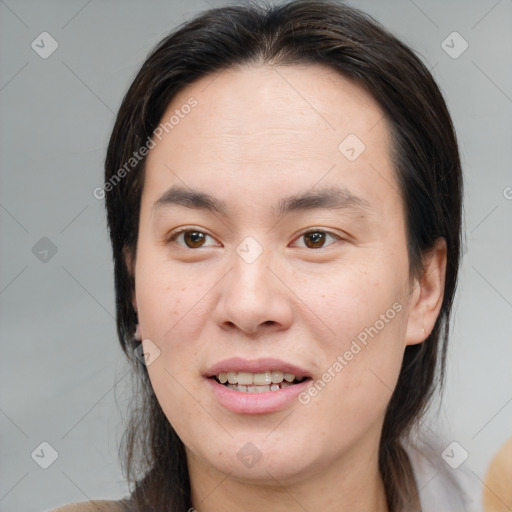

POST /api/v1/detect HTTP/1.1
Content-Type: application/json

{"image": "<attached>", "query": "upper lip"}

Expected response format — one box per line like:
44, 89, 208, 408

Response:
205, 357, 311, 378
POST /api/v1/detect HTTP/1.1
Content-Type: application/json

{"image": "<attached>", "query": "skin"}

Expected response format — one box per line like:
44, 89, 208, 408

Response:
128, 63, 447, 512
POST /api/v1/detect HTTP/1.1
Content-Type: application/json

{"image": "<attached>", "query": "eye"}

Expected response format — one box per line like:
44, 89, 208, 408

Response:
167, 228, 220, 249
292, 230, 341, 249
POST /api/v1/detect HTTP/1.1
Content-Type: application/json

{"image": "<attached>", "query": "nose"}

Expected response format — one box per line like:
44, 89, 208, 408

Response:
213, 247, 293, 336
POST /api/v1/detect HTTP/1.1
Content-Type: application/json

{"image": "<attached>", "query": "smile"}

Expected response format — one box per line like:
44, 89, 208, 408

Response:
214, 370, 306, 393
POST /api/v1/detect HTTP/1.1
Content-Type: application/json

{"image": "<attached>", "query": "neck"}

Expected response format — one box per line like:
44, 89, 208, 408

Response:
187, 440, 389, 512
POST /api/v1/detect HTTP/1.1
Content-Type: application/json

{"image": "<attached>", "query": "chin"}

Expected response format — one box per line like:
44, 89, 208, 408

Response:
226, 456, 309, 485
197, 437, 315, 485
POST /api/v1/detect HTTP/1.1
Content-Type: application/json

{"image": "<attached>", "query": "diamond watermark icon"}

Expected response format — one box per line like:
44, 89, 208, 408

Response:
237, 442, 262, 468
441, 441, 469, 469
32, 237, 58, 263
441, 32, 468, 59
133, 338, 161, 366
31, 32, 59, 59
236, 236, 263, 264
31, 441, 59, 469
338, 134, 366, 162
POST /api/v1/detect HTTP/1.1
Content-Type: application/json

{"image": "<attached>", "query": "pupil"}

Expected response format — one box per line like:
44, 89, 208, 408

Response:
307, 232, 325, 248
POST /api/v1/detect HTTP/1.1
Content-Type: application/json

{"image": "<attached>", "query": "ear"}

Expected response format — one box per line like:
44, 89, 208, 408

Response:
123, 246, 138, 313
405, 238, 447, 346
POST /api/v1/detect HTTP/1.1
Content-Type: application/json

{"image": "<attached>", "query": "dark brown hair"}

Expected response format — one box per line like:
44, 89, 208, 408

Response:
104, 1, 463, 510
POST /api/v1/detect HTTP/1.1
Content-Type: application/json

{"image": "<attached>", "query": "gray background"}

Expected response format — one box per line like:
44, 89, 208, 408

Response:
0, 0, 511, 510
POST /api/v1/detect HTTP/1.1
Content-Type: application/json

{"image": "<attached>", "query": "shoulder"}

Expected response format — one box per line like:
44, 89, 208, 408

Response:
49, 498, 133, 512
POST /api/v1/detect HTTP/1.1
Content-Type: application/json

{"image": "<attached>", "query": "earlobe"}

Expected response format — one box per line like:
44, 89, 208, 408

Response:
405, 238, 447, 346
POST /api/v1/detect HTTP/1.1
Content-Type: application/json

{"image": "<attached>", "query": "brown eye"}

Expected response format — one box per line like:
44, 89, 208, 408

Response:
169, 229, 218, 249
295, 230, 340, 249
304, 232, 326, 248
183, 231, 206, 248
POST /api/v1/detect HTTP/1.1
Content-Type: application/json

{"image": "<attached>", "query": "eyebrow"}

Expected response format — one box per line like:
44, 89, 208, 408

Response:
152, 185, 371, 218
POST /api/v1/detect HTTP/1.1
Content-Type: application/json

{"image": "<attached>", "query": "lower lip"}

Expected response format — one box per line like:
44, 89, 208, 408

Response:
206, 377, 310, 415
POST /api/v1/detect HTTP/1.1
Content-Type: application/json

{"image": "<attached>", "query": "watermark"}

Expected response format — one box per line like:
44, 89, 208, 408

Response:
132, 338, 161, 366
31, 32, 58, 59
236, 235, 263, 264
93, 97, 198, 200
237, 441, 262, 468
503, 186, 512, 200
32, 236, 58, 263
441, 441, 469, 469
298, 301, 403, 405
338, 133, 366, 161
441, 31, 469, 59
31, 441, 59, 469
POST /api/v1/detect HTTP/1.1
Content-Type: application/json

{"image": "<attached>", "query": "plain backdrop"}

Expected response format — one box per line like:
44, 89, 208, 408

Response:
0, 0, 511, 510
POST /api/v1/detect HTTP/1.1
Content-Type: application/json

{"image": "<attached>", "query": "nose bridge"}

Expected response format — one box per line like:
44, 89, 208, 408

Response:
231, 240, 274, 308
233, 243, 271, 295
214, 237, 293, 333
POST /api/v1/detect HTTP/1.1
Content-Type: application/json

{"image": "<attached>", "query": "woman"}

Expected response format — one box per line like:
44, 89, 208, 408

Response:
53, 0, 466, 510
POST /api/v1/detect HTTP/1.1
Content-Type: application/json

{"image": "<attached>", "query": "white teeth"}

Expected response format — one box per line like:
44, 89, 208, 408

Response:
248, 385, 270, 393
216, 370, 300, 385
253, 371, 272, 385
237, 372, 254, 385
271, 371, 284, 383
226, 383, 291, 393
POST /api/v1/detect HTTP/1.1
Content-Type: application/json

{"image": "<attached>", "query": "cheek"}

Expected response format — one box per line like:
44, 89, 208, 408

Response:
145, 356, 207, 451
134, 248, 211, 342
298, 318, 406, 453
133, 254, 214, 389
296, 265, 408, 407
293, 258, 406, 339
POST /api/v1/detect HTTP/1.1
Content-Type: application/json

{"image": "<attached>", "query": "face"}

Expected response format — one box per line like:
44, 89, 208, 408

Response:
132, 64, 423, 488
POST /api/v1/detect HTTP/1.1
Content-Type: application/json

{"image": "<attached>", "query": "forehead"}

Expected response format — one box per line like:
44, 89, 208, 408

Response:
143, 63, 400, 218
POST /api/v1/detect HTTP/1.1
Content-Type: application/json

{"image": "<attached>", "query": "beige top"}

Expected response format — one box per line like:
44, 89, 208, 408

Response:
482, 436, 512, 512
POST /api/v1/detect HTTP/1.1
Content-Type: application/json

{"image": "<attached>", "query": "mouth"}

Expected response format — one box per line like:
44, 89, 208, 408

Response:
210, 370, 311, 393
205, 358, 312, 414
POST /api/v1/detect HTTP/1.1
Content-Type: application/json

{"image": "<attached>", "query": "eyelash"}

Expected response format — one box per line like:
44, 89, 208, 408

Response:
166, 227, 343, 250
